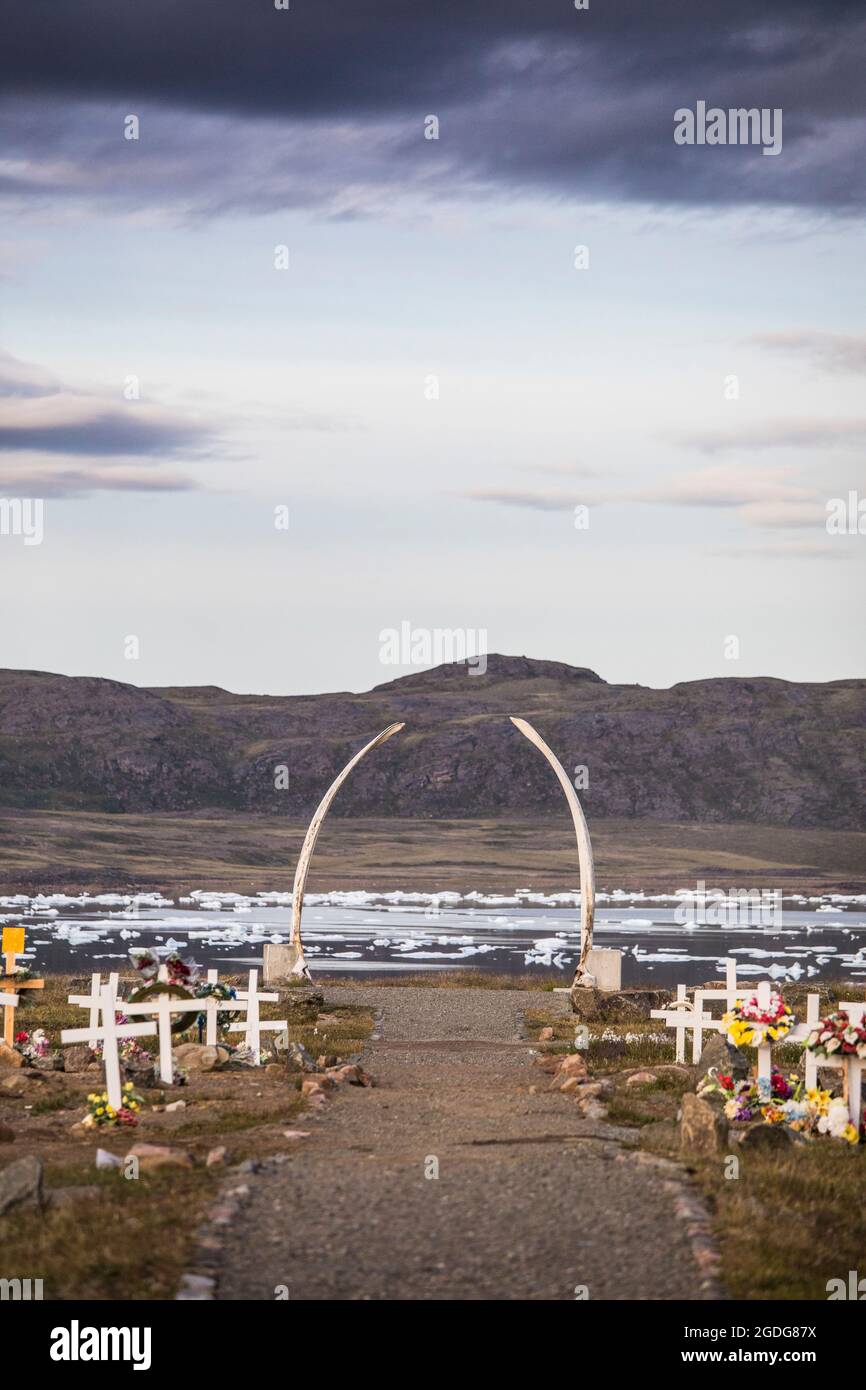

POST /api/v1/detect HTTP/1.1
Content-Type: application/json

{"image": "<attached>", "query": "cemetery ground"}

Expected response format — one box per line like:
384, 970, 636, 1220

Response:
0, 973, 374, 1299
1, 971, 864, 1301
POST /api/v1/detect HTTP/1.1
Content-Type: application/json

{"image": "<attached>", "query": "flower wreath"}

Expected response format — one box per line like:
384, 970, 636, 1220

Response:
194, 980, 240, 1031
722, 991, 794, 1048
806, 1010, 866, 1060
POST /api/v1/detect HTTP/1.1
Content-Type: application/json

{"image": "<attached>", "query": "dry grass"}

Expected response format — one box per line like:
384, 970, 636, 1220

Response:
0, 809, 863, 895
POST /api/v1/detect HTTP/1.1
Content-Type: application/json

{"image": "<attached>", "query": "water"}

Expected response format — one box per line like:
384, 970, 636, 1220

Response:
3, 888, 866, 990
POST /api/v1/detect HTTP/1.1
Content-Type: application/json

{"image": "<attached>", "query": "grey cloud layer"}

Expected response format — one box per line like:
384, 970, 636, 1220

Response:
1, 1, 865, 213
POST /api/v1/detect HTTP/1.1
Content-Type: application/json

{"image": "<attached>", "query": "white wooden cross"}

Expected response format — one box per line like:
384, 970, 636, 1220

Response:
807, 1001, 866, 1129
198, 968, 238, 1047
227, 969, 287, 1064
651, 985, 714, 1063
68, 972, 120, 1033
61, 986, 157, 1111
123, 988, 248, 1085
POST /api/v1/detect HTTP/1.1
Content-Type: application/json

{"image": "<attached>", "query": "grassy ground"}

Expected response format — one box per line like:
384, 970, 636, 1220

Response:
1, 808, 863, 894
0, 975, 374, 1300
525, 988, 866, 1300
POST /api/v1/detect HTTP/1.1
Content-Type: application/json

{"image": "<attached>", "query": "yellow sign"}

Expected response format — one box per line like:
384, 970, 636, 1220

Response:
1, 926, 25, 956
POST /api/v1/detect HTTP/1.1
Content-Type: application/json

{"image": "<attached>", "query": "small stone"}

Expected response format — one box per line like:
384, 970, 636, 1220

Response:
576, 1097, 608, 1120
579, 1080, 612, 1099
206, 1146, 228, 1167
626, 1070, 660, 1087
538, 1027, 555, 1042
95, 1148, 123, 1170
301, 1077, 328, 1098
282, 1130, 312, 1141
0, 1155, 44, 1216
175, 1273, 215, 1301
61, 1044, 93, 1074
0, 1042, 24, 1070
126, 1142, 194, 1171
555, 1053, 589, 1081
165, 1100, 186, 1112
679, 1092, 728, 1156
558, 1076, 582, 1094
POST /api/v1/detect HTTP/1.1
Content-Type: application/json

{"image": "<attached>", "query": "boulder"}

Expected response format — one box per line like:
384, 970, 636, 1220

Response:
0, 1155, 44, 1216
679, 1092, 729, 1156
172, 1043, 230, 1073
625, 1070, 660, 1088
697, 1031, 750, 1081
61, 1044, 93, 1073
126, 1143, 195, 1172
570, 987, 669, 1023
735, 1122, 794, 1152
0, 1042, 24, 1070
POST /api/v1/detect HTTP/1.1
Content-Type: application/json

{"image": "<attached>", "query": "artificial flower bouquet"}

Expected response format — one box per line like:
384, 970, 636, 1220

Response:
806, 1009, 866, 1060
83, 1081, 144, 1129
723, 991, 794, 1048
698, 1067, 858, 1143
14, 1027, 50, 1061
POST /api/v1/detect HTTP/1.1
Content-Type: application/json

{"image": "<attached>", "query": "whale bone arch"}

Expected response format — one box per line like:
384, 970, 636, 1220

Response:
510, 716, 595, 984
289, 721, 406, 977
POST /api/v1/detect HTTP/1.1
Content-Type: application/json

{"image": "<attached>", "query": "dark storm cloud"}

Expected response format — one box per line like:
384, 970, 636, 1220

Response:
1, 1, 864, 212
0, 402, 213, 456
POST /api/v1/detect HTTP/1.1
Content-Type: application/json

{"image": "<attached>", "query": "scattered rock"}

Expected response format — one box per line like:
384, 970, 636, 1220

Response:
165, 1100, 187, 1112
172, 1043, 230, 1073
576, 1097, 608, 1120
61, 1044, 93, 1074
0, 1123, 14, 1143
555, 1053, 589, 1081
625, 1070, 660, 1088
0, 1155, 44, 1216
95, 1148, 123, 1170
538, 1026, 555, 1042
284, 1042, 320, 1074
126, 1142, 194, 1172
282, 1130, 312, 1141
0, 1042, 24, 1070
578, 1080, 611, 1099
123, 1058, 158, 1088
175, 1272, 215, 1301
326, 1063, 372, 1087
679, 1092, 728, 1156
206, 1146, 228, 1167
735, 1122, 795, 1152
558, 1075, 583, 1094
316, 1054, 339, 1070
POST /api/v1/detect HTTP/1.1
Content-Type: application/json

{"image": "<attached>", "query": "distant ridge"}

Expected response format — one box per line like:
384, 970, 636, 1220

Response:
0, 657, 863, 828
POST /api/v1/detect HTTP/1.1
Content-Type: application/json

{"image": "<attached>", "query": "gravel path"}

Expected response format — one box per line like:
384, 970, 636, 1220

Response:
216, 987, 711, 1301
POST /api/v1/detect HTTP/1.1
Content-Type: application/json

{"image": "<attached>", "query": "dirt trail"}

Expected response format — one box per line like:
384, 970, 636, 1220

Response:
216, 987, 712, 1301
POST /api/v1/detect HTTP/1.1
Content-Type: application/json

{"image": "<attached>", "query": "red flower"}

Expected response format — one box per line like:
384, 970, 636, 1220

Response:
718, 1074, 733, 1089
14, 1031, 28, 1044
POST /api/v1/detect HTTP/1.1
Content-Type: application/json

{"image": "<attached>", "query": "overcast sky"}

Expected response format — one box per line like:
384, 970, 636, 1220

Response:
0, 0, 864, 695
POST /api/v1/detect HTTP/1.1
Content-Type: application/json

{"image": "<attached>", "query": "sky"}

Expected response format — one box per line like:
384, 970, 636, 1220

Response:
0, 0, 864, 695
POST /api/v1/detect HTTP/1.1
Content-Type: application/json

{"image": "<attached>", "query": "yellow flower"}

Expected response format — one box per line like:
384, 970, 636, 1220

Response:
123, 1081, 133, 1091
843, 1124, 859, 1144
96, 1106, 105, 1115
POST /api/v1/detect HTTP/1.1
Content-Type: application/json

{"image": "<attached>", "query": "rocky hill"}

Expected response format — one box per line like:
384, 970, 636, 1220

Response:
0, 655, 863, 828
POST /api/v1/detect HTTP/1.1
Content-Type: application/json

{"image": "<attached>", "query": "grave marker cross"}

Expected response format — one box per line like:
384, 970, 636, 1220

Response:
60, 986, 157, 1111
1, 926, 45, 1046
227, 969, 287, 1063
651, 984, 713, 1064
